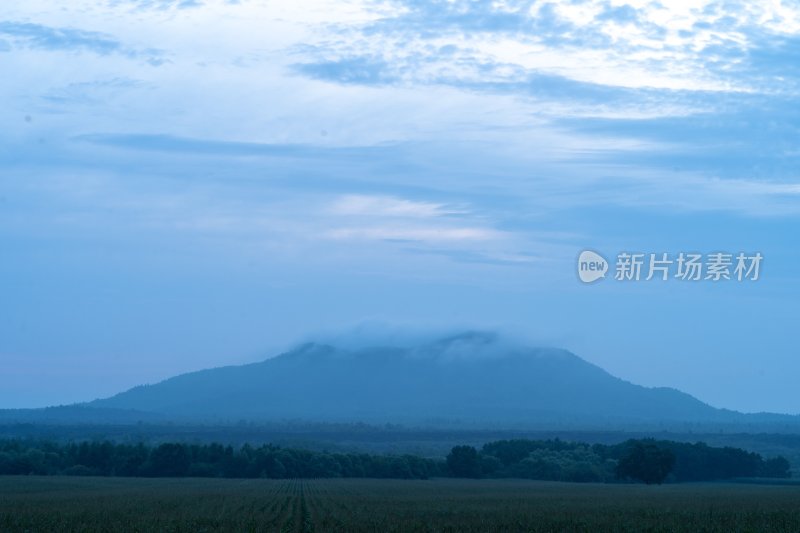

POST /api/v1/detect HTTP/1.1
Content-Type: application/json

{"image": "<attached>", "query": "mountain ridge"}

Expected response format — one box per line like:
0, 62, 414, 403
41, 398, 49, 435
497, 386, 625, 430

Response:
79, 332, 779, 426
2, 332, 796, 429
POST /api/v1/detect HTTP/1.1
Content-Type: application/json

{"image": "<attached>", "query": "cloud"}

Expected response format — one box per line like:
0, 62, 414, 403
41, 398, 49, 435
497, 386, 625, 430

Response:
294, 56, 396, 85
111, 0, 205, 9
329, 194, 463, 218
0, 21, 123, 54
4, 1, 800, 257
73, 133, 392, 159
325, 225, 502, 243
288, 0, 800, 97
325, 193, 514, 249
41, 78, 148, 106
596, 4, 640, 24
403, 247, 539, 266
64, 124, 800, 224
553, 95, 800, 180
0, 20, 164, 62
299, 322, 504, 352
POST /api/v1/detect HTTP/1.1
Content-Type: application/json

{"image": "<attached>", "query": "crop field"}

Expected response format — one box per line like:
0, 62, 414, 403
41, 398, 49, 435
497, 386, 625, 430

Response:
3, 476, 800, 532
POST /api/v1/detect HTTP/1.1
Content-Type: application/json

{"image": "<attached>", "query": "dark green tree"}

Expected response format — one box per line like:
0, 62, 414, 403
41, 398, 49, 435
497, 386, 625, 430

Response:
616, 441, 675, 484
148, 443, 191, 477
760, 456, 791, 478
447, 445, 482, 478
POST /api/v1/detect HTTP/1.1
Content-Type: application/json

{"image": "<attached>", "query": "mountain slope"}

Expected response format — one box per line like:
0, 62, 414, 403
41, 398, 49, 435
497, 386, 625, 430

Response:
87, 332, 748, 425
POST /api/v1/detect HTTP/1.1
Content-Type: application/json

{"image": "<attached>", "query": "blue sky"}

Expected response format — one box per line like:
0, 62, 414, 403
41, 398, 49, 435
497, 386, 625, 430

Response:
1, 0, 799, 413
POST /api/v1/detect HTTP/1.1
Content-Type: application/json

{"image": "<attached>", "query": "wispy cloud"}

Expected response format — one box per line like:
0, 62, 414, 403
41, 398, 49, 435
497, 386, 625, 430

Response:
73, 133, 393, 159
325, 225, 501, 243
329, 194, 463, 218
41, 78, 148, 106
109, 0, 205, 10
294, 56, 396, 85
0, 20, 164, 62
0, 21, 123, 54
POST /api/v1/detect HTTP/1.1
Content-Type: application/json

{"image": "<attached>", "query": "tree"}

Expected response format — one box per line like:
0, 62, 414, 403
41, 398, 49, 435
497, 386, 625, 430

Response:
616, 441, 675, 484
148, 443, 190, 477
760, 456, 791, 478
446, 445, 482, 478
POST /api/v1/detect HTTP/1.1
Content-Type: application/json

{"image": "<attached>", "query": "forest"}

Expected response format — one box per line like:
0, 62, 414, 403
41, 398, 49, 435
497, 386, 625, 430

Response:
0, 438, 790, 484
465, 438, 791, 484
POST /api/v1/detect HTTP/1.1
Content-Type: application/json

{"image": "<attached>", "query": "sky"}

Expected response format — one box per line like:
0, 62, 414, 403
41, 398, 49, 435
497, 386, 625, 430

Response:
1, 0, 799, 413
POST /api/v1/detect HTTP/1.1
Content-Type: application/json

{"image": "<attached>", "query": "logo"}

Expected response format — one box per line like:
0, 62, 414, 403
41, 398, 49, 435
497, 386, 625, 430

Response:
578, 250, 608, 283
577, 250, 763, 284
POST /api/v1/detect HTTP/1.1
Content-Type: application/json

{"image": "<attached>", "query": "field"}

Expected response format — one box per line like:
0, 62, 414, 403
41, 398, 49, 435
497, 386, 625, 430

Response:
3, 477, 800, 532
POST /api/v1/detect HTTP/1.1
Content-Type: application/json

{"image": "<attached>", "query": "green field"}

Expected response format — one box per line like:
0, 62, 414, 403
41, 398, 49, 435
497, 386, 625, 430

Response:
3, 476, 800, 532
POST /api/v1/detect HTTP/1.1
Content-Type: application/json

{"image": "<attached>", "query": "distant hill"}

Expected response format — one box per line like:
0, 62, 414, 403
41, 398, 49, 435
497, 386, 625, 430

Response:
0, 405, 167, 425
3, 332, 797, 429
58, 331, 784, 427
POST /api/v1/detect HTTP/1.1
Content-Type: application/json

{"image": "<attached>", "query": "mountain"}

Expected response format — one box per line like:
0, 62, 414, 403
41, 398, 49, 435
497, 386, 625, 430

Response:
0, 406, 167, 425
75, 331, 768, 427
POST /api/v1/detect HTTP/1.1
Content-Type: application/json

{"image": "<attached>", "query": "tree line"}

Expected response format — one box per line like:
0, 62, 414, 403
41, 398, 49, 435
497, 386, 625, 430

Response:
0, 438, 790, 484
0, 440, 439, 479
447, 438, 791, 484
